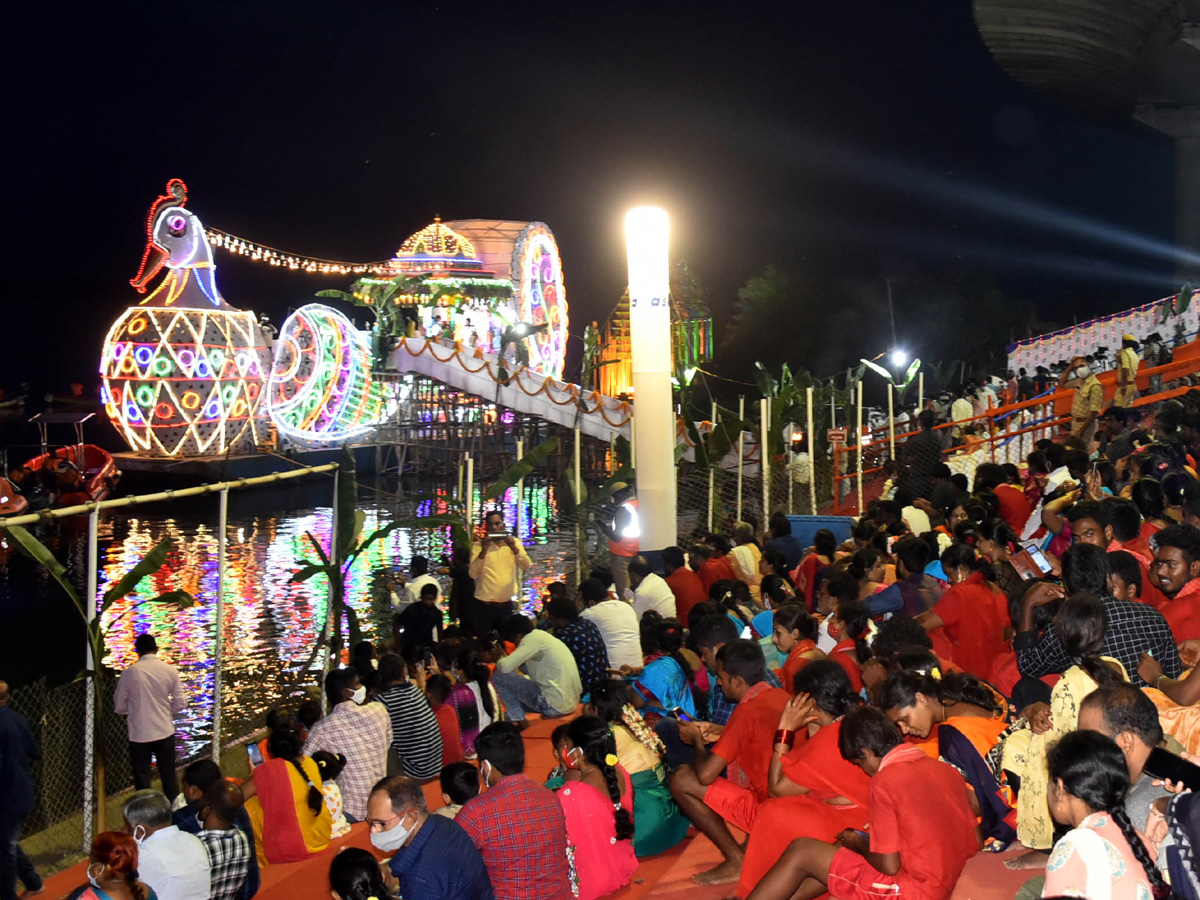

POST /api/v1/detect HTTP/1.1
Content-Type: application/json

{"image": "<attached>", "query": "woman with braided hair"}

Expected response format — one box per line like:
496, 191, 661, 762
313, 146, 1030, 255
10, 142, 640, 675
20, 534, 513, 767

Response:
242, 727, 332, 866
916, 542, 1009, 682
67, 832, 157, 900
327, 847, 389, 900
584, 680, 689, 856
1045, 730, 1172, 900
555, 715, 639, 900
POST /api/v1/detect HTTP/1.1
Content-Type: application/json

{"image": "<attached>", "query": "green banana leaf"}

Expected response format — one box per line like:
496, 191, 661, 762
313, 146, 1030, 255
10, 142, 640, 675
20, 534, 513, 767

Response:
484, 437, 560, 500
2, 524, 82, 605
101, 538, 172, 613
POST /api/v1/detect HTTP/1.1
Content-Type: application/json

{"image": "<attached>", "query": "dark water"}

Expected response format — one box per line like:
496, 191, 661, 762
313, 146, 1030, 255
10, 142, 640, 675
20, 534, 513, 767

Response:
0, 431, 573, 758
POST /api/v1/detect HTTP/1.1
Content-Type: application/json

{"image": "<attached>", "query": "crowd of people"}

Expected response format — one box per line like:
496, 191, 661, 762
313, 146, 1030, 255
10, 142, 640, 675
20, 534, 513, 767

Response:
5, 381, 1200, 900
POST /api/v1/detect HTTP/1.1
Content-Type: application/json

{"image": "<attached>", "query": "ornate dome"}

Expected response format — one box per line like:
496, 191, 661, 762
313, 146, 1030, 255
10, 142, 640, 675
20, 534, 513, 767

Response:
396, 217, 478, 260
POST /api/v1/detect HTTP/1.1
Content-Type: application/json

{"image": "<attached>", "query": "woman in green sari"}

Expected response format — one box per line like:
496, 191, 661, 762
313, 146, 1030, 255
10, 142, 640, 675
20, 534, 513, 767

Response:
585, 679, 690, 857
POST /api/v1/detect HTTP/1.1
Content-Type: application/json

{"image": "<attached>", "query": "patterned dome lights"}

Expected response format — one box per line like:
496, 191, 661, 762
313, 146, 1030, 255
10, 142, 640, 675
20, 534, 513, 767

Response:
390, 217, 485, 273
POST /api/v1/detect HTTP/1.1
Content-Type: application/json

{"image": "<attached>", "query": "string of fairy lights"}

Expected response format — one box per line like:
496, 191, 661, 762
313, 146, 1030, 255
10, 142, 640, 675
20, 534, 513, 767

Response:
205, 227, 392, 275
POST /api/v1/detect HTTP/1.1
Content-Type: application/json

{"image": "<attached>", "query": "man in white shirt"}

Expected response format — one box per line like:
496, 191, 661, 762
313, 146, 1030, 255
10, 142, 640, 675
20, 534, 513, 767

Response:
493, 614, 582, 728
629, 557, 676, 620
123, 790, 210, 900
578, 577, 642, 669
949, 390, 974, 442
113, 633, 184, 801
403, 555, 442, 608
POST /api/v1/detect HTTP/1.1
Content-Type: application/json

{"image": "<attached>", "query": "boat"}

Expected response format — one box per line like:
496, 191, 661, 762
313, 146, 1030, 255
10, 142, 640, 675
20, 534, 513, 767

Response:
0, 477, 29, 516
23, 444, 120, 506
18, 413, 121, 508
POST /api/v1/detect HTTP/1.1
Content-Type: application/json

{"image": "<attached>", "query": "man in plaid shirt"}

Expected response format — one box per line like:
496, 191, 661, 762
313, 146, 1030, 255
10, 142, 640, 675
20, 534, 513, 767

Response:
457, 722, 571, 900
303, 667, 392, 821
196, 781, 253, 900
1016, 544, 1181, 698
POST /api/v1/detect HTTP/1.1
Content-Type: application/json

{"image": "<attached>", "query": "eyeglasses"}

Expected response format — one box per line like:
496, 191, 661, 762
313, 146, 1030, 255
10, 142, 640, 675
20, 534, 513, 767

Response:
366, 810, 410, 831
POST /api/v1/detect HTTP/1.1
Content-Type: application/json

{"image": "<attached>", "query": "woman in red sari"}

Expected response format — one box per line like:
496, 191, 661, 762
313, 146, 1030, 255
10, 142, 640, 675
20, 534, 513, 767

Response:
736, 659, 871, 899
772, 604, 824, 694
827, 601, 872, 692
916, 543, 1008, 682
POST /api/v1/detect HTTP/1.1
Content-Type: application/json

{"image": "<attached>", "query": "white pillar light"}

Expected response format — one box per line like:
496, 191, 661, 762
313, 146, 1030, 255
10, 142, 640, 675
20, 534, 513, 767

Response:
625, 207, 676, 551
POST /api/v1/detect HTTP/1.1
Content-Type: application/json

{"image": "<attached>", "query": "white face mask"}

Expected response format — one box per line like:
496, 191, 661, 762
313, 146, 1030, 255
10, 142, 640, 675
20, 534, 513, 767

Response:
1075, 365, 1090, 379
480, 760, 493, 786
131, 824, 147, 844
369, 812, 413, 852
349, 686, 367, 705
88, 864, 104, 888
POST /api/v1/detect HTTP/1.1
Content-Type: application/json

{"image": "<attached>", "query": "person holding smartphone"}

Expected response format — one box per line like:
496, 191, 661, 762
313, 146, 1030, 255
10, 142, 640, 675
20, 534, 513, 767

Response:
467, 510, 531, 637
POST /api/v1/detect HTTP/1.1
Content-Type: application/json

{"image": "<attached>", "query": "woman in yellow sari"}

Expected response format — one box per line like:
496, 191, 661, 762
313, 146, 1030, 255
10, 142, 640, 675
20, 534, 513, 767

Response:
242, 727, 332, 867
999, 593, 1128, 856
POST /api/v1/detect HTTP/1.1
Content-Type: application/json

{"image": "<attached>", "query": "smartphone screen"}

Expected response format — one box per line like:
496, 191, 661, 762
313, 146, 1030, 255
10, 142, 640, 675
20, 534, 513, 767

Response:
1026, 546, 1053, 574
669, 706, 692, 723
246, 742, 264, 768
1143, 747, 1200, 791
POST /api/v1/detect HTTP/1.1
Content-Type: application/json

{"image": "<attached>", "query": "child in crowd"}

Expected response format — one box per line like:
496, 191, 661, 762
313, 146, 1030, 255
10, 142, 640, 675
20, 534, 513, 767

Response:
311, 751, 351, 838
425, 674, 466, 765
328, 847, 390, 900
746, 707, 979, 900
434, 761, 481, 819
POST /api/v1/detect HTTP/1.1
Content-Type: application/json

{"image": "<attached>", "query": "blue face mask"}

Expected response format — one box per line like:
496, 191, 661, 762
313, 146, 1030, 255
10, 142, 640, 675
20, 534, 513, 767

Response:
88, 864, 104, 888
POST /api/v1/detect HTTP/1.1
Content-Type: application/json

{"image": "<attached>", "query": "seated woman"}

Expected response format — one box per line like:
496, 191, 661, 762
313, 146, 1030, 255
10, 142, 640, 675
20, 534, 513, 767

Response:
632, 618, 697, 721
771, 604, 824, 694
446, 645, 500, 759
555, 716, 639, 900
242, 727, 332, 866
737, 660, 871, 898
791, 528, 839, 609
1001, 592, 1127, 856
729, 522, 764, 605
880, 667, 1016, 847
1139, 649, 1200, 755
1044, 730, 1170, 900
328, 846, 390, 900
67, 832, 156, 900
826, 600, 872, 693
916, 543, 1009, 682
585, 679, 689, 857
711, 579, 760, 637
758, 549, 797, 603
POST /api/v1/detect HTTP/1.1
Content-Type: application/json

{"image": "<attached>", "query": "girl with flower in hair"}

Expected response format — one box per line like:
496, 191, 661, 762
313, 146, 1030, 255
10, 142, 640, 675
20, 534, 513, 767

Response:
555, 715, 639, 900
585, 680, 689, 856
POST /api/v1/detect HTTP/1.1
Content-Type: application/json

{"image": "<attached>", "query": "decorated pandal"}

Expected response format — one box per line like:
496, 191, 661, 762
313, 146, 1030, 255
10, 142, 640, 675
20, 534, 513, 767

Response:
102, 181, 571, 457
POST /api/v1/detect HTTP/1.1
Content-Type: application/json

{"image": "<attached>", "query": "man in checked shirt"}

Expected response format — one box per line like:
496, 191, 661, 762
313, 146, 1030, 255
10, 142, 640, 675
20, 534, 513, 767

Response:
1014, 543, 1181, 717
196, 781, 253, 900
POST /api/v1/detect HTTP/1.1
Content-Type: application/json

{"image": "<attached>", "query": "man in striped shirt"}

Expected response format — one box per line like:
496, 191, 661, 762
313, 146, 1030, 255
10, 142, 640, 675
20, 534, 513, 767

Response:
373, 654, 443, 781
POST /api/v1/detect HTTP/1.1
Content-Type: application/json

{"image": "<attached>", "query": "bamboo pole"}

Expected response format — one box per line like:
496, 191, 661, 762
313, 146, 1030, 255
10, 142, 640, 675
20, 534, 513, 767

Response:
213, 488, 228, 763
736, 396, 745, 522
760, 398, 770, 521
84, 507, 100, 843
807, 386, 816, 515
515, 439, 524, 538
888, 383, 896, 460
856, 380, 865, 514
0, 463, 339, 527
708, 401, 717, 530
574, 428, 583, 587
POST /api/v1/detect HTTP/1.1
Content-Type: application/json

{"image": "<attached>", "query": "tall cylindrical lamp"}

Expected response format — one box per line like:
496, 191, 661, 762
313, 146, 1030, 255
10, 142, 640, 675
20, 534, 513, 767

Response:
626, 207, 676, 551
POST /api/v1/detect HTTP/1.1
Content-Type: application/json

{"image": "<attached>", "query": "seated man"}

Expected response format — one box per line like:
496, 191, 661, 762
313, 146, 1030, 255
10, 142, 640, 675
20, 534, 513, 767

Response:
545, 596, 610, 697
456, 723, 571, 900
366, 775, 493, 900
303, 666, 393, 821
668, 639, 789, 885
196, 780, 253, 900
373, 653, 444, 781
745, 707, 979, 900
1152, 523, 1200, 642
629, 556, 677, 619
173, 759, 259, 900
492, 614, 582, 728
123, 790, 211, 900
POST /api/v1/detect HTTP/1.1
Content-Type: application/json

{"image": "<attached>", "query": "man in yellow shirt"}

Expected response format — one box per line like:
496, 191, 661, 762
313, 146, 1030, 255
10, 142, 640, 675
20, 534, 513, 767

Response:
1114, 334, 1140, 407
1059, 356, 1104, 446
467, 509, 532, 636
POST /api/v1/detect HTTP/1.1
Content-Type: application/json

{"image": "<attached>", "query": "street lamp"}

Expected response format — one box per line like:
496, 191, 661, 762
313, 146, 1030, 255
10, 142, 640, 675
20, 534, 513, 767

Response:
625, 207, 676, 552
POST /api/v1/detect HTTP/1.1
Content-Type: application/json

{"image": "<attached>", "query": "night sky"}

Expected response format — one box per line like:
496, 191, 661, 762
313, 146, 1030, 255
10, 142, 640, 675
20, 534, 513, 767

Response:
4, 1, 1178, 393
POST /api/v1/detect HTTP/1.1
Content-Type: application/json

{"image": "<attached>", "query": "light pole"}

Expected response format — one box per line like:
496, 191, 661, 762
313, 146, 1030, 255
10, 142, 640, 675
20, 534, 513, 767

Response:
625, 208, 676, 552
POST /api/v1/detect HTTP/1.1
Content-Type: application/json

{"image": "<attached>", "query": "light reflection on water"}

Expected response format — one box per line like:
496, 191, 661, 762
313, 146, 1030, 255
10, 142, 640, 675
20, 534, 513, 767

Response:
93, 479, 573, 759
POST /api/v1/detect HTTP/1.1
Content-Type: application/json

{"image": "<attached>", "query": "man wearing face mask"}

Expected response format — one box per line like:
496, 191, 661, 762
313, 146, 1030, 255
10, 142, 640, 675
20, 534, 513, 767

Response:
457, 723, 572, 900
366, 774, 493, 900
302, 667, 392, 822
122, 789, 210, 900
1059, 356, 1104, 447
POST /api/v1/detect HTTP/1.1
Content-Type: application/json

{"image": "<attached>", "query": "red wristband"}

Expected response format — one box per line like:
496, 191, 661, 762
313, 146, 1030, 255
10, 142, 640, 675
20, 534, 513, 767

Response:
774, 729, 795, 749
